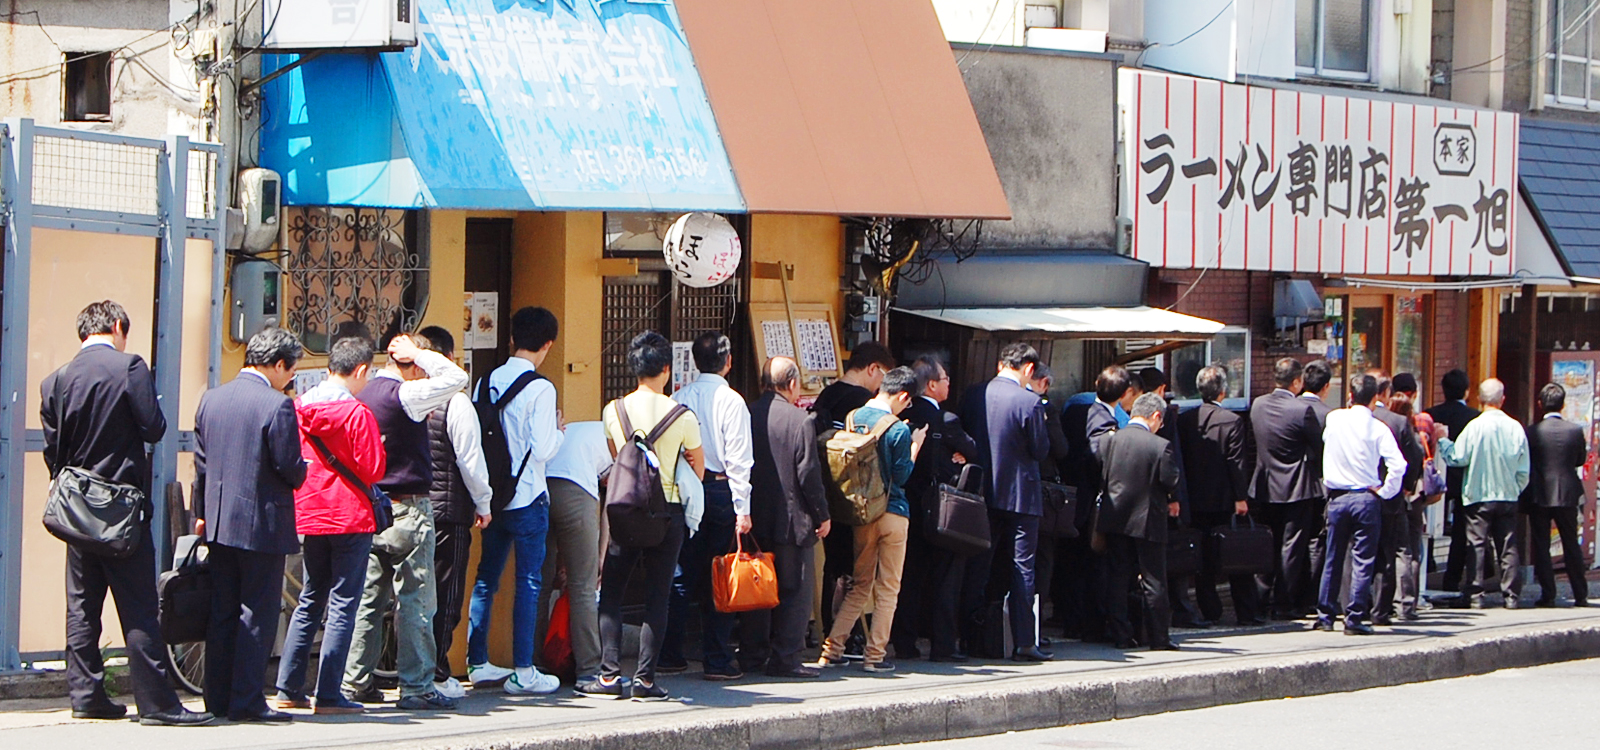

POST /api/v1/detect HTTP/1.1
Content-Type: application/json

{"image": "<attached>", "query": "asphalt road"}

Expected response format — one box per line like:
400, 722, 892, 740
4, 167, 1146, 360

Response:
874, 657, 1600, 750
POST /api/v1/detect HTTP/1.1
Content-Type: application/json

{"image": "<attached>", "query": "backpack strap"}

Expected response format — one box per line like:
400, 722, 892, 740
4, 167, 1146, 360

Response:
645, 403, 692, 445
868, 413, 898, 437
614, 398, 636, 440
487, 370, 541, 410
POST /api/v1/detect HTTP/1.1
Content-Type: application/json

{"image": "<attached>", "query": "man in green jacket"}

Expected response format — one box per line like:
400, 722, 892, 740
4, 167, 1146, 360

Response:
1436, 378, 1530, 609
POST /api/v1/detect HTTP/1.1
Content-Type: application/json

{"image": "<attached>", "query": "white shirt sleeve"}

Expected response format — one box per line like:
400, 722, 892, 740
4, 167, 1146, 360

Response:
445, 392, 493, 516
526, 379, 565, 466
397, 349, 469, 422
718, 388, 754, 516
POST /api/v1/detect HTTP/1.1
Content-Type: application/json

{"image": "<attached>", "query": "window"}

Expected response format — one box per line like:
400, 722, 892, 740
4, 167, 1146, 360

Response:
1168, 328, 1252, 410
1295, 0, 1373, 80
1546, 0, 1600, 108
604, 212, 682, 256
62, 51, 113, 122
282, 207, 429, 354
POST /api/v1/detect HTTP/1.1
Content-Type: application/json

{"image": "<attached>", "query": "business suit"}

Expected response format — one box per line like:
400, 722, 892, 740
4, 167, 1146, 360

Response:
1177, 401, 1260, 624
1300, 395, 1334, 611
1524, 415, 1589, 605
1055, 399, 1119, 642
194, 371, 307, 719
41, 343, 183, 718
1425, 400, 1481, 592
1249, 389, 1323, 616
1097, 422, 1181, 648
741, 392, 831, 673
971, 375, 1052, 651
1373, 404, 1425, 621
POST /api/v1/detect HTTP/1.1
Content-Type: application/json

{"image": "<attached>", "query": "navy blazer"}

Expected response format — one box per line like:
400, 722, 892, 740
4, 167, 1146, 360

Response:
40, 344, 166, 493
970, 375, 1051, 516
193, 372, 307, 555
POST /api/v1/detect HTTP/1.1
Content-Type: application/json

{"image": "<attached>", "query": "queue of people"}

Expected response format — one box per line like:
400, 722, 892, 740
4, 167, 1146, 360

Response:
39, 299, 1587, 726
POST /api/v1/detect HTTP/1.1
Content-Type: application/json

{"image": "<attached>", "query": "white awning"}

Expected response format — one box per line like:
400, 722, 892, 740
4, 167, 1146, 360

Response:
893, 306, 1226, 338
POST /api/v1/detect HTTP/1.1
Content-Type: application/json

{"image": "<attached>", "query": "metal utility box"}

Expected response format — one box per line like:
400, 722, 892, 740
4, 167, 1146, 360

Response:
262, 0, 418, 51
231, 260, 283, 343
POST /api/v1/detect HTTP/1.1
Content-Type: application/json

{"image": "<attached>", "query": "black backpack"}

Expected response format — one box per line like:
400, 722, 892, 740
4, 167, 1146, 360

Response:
605, 399, 690, 548
475, 370, 545, 514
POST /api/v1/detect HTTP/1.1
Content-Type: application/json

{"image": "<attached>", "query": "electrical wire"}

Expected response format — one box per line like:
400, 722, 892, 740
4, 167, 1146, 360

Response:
0, 12, 201, 86
1442, 0, 1599, 80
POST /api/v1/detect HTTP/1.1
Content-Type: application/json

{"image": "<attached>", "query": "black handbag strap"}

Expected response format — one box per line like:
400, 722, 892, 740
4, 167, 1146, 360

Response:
305, 431, 375, 499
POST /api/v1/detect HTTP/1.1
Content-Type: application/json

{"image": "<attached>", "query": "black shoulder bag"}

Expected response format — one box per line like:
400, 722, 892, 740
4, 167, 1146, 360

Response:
306, 433, 394, 534
41, 375, 148, 558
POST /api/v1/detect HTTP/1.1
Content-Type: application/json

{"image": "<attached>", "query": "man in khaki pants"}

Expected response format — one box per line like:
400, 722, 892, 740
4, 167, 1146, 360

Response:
814, 367, 926, 672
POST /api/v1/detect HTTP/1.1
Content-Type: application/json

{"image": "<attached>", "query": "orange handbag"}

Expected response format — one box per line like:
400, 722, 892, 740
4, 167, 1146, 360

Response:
711, 534, 780, 613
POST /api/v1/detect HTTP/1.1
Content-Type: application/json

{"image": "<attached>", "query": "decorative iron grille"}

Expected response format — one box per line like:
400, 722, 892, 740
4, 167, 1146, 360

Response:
283, 207, 428, 354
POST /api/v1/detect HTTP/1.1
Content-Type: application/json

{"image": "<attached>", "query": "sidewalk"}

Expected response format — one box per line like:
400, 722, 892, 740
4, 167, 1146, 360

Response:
3, 604, 1598, 750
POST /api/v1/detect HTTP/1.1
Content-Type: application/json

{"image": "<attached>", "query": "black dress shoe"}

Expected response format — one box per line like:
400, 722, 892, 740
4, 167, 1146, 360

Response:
1012, 646, 1053, 662
765, 665, 822, 678
1534, 599, 1558, 609
1344, 621, 1376, 636
1150, 641, 1180, 651
72, 702, 127, 720
1371, 615, 1394, 626
1238, 616, 1267, 626
140, 707, 215, 727
230, 708, 294, 723
928, 652, 969, 663
1173, 618, 1215, 629
1113, 638, 1139, 649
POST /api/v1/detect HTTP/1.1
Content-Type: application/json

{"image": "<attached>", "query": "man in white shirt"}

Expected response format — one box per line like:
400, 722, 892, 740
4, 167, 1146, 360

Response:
465, 307, 564, 695
538, 420, 612, 686
1314, 374, 1404, 636
663, 332, 755, 680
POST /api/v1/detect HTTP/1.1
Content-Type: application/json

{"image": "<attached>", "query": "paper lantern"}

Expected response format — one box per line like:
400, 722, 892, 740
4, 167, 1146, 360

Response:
663, 212, 741, 288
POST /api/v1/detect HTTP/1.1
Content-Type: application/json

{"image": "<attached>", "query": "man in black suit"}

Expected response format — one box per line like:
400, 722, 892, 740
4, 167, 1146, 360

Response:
963, 343, 1053, 661
194, 327, 308, 722
1370, 371, 1425, 625
1249, 358, 1323, 619
1298, 359, 1335, 612
1178, 366, 1260, 625
40, 301, 212, 727
1098, 393, 1182, 650
1138, 367, 1204, 628
1056, 366, 1136, 643
740, 357, 832, 677
1425, 368, 1481, 595
1524, 383, 1589, 608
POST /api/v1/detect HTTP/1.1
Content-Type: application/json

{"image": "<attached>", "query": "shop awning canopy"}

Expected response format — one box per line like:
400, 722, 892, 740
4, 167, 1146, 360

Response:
893, 306, 1227, 339
1520, 119, 1600, 278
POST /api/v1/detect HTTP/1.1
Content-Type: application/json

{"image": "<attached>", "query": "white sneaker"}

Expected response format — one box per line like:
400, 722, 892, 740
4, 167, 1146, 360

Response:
433, 676, 466, 699
468, 662, 515, 686
505, 667, 560, 695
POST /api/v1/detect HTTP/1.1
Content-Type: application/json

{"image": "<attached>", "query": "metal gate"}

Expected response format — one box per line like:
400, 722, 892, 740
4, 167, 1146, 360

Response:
0, 119, 226, 671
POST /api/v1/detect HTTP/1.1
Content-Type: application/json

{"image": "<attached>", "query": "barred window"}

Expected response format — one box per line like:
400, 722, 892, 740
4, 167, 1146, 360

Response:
1547, 0, 1600, 108
283, 207, 429, 354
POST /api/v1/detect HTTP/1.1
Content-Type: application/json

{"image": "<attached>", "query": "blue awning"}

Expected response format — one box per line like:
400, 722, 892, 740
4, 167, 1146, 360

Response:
259, 0, 743, 211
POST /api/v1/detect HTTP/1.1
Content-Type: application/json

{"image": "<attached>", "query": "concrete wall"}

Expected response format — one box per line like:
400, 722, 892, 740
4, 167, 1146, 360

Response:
958, 47, 1118, 250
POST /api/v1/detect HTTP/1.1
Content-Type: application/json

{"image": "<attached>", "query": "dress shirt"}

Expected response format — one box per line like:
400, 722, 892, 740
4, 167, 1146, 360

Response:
1066, 392, 1131, 426
672, 373, 753, 515
369, 349, 469, 422
443, 390, 493, 516
545, 420, 613, 501
487, 357, 563, 511
1438, 407, 1531, 505
241, 368, 272, 387
1321, 404, 1405, 499
299, 379, 353, 405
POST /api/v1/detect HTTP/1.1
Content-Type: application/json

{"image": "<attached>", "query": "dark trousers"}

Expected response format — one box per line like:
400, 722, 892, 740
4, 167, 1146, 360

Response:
1192, 510, 1261, 624
889, 505, 931, 655
1104, 534, 1170, 647
599, 511, 685, 683
1318, 491, 1381, 624
1373, 498, 1408, 620
819, 515, 856, 628
1258, 499, 1317, 615
992, 510, 1041, 649
664, 479, 737, 670
65, 526, 181, 715
276, 532, 372, 701
1056, 533, 1106, 641
433, 520, 473, 681
1463, 501, 1522, 603
738, 542, 814, 672
1443, 498, 1470, 591
1387, 502, 1428, 617
957, 540, 994, 652
1301, 496, 1328, 612
925, 548, 970, 657
205, 543, 286, 719
1529, 505, 1588, 604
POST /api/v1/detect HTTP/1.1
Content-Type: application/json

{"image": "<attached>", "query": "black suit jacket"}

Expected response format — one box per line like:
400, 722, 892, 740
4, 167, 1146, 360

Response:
1177, 401, 1248, 515
905, 396, 982, 510
1249, 389, 1322, 504
1425, 400, 1481, 503
1097, 423, 1180, 541
194, 372, 308, 555
40, 344, 166, 494
751, 392, 830, 547
968, 376, 1051, 516
1524, 416, 1586, 509
1374, 405, 1425, 496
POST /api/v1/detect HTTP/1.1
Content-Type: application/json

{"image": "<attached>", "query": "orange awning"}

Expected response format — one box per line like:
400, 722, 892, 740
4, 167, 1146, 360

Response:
675, 0, 1011, 220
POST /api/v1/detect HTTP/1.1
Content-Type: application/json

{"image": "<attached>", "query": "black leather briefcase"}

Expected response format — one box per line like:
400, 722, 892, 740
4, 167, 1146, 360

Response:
927, 465, 991, 557
158, 535, 212, 645
1166, 527, 1204, 579
1040, 481, 1080, 539
1206, 516, 1275, 576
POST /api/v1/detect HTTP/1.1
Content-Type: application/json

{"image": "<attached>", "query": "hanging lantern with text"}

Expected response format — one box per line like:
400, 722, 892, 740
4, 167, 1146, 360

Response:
663, 212, 741, 288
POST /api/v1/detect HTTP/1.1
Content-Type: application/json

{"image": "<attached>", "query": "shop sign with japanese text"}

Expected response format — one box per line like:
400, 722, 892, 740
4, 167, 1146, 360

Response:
1120, 69, 1517, 275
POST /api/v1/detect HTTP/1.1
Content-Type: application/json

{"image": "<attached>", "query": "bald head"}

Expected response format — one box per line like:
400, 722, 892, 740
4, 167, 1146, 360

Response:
1479, 378, 1506, 407
762, 356, 800, 397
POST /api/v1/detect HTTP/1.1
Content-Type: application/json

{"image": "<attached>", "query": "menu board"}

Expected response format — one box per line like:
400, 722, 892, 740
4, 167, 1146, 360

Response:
748, 302, 842, 392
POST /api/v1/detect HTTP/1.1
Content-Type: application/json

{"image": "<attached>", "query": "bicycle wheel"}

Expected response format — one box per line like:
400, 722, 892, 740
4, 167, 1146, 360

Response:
168, 641, 205, 695
373, 606, 399, 686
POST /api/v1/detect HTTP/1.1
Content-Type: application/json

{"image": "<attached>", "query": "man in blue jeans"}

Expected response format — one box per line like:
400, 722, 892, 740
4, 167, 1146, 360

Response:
466, 307, 564, 695
1315, 374, 1404, 635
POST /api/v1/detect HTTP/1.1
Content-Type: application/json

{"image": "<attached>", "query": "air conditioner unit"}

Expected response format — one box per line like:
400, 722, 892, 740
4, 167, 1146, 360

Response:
262, 0, 417, 51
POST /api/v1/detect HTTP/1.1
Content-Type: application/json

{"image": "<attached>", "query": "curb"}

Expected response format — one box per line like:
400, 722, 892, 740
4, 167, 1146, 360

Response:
402, 620, 1600, 750
0, 670, 129, 702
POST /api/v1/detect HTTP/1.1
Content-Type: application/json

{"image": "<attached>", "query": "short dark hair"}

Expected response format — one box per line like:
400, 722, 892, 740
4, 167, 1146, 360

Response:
1349, 374, 1379, 406
416, 325, 455, 359
1095, 365, 1132, 403
627, 330, 672, 379
1274, 358, 1304, 389
692, 331, 731, 374
1137, 367, 1168, 393
880, 366, 919, 396
912, 355, 945, 396
1365, 369, 1392, 396
1302, 359, 1332, 394
327, 336, 375, 376
1196, 365, 1228, 402
1539, 383, 1568, 414
999, 342, 1041, 371
245, 327, 303, 369
511, 307, 559, 354
845, 341, 895, 372
762, 357, 799, 392
1441, 369, 1471, 401
1392, 372, 1419, 395
76, 300, 130, 341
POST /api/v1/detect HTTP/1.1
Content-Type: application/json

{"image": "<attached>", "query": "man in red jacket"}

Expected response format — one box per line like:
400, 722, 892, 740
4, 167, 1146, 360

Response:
273, 337, 387, 714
